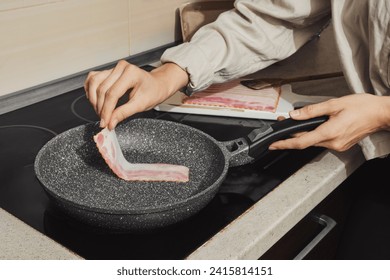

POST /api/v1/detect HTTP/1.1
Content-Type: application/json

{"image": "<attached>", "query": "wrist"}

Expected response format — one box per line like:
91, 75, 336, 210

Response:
377, 95, 390, 131
151, 63, 189, 96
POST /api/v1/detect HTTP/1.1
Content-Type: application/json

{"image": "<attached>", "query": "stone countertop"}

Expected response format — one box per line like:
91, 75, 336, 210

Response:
0, 208, 81, 259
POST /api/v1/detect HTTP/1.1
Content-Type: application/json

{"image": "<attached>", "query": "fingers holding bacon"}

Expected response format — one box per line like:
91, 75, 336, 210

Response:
84, 61, 189, 130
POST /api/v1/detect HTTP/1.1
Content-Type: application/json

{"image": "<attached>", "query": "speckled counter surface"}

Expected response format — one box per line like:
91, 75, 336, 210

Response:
0, 146, 365, 259
0, 208, 81, 259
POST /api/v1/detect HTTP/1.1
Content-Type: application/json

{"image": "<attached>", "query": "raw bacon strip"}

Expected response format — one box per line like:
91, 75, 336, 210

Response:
183, 80, 280, 112
93, 128, 189, 182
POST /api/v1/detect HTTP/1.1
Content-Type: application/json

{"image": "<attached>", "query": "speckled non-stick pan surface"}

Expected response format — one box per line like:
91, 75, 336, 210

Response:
34, 118, 230, 230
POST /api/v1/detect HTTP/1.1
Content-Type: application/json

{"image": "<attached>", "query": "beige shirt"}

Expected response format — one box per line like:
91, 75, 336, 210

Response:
161, 0, 390, 160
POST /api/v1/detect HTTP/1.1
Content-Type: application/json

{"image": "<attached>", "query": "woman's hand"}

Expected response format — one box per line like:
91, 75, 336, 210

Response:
269, 93, 390, 152
84, 61, 188, 130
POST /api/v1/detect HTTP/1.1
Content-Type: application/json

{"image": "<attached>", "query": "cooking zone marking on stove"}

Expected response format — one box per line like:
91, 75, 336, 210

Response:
71, 95, 97, 123
0, 125, 58, 137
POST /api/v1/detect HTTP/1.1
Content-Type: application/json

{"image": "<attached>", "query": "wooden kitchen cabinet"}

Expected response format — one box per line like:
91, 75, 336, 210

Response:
260, 176, 354, 260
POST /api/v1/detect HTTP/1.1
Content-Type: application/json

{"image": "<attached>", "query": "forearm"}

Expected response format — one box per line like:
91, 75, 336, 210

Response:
161, 0, 331, 94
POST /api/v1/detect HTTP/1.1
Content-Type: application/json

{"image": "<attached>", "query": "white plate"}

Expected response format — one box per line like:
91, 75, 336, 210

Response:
155, 84, 333, 120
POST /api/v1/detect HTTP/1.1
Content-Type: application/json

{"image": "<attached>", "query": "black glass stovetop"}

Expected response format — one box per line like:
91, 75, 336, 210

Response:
0, 84, 322, 259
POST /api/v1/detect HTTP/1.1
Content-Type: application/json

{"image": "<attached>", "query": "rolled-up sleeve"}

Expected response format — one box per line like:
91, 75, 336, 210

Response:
161, 0, 331, 94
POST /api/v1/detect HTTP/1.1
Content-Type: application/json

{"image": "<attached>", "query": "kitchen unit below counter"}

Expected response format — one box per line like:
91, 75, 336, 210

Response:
0, 23, 363, 258
0, 76, 361, 260
0, 76, 363, 261
0, 145, 365, 259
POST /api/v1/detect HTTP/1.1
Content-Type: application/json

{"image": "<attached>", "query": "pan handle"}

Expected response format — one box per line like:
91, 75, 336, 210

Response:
223, 116, 328, 167
247, 116, 328, 159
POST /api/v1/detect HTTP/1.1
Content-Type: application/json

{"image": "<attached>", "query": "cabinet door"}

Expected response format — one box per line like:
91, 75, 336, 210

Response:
260, 182, 353, 260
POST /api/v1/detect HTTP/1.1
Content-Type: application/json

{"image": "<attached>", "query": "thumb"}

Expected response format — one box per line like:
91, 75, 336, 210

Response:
108, 103, 138, 130
289, 101, 333, 120
108, 100, 144, 130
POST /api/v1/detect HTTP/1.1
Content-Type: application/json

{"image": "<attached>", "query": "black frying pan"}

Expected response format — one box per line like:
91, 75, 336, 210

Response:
34, 117, 326, 232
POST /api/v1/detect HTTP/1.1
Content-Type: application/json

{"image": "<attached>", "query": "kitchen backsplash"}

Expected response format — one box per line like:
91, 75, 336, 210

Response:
0, 0, 229, 97
0, 0, 65, 11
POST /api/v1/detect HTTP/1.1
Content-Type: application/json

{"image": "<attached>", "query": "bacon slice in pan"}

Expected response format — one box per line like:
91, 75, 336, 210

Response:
93, 128, 189, 182
183, 80, 280, 112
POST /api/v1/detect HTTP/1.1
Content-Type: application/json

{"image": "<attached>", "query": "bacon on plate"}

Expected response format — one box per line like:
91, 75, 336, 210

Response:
183, 80, 280, 112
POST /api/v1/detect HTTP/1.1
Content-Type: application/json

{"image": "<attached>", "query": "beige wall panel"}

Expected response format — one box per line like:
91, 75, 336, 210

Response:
0, 0, 129, 96
128, 0, 228, 55
129, 0, 188, 55
0, 1, 64, 11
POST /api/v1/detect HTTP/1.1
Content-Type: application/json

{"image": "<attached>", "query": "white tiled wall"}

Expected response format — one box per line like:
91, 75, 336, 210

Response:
0, 0, 225, 97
